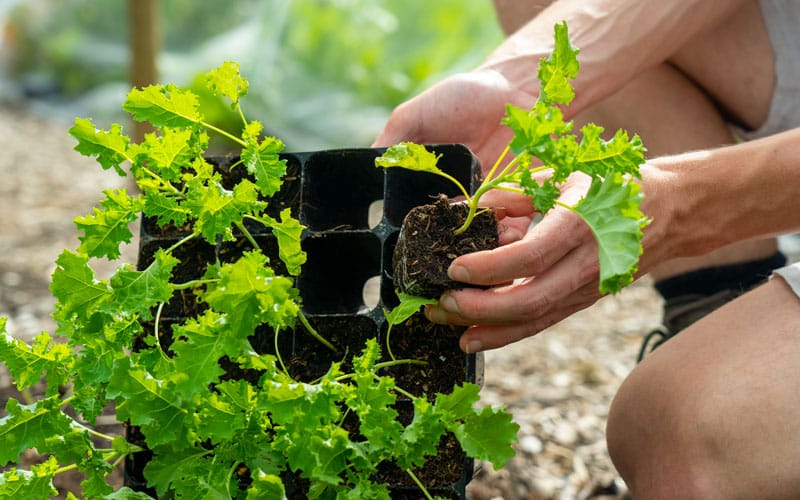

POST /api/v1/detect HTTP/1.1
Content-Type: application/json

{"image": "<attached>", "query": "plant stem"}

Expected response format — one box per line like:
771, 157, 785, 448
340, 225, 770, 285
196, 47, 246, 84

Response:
165, 232, 197, 254
298, 312, 337, 352
173, 278, 217, 290
200, 120, 247, 147
274, 327, 289, 375
405, 469, 434, 500
234, 220, 260, 250
484, 144, 511, 181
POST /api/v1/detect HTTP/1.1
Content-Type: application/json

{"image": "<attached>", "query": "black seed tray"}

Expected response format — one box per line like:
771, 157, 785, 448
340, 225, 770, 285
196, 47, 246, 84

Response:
129, 144, 484, 499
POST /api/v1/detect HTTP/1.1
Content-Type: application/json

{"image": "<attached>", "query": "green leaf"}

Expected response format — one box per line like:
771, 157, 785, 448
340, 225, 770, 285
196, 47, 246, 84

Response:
101, 487, 157, 499
50, 250, 111, 324
0, 328, 72, 394
435, 384, 519, 470
106, 358, 188, 448
383, 292, 438, 327
246, 471, 286, 500
375, 142, 442, 173
69, 118, 131, 176
537, 21, 579, 105
204, 61, 249, 105
0, 397, 74, 466
108, 249, 178, 320
133, 128, 195, 182
142, 191, 190, 227
261, 208, 306, 276
0, 457, 59, 499
169, 311, 251, 398
75, 189, 144, 259
186, 178, 264, 243
577, 125, 646, 178
448, 405, 519, 469
571, 173, 648, 294
396, 398, 446, 469
242, 134, 287, 197
143, 447, 211, 498
502, 102, 571, 156
123, 84, 203, 129
202, 251, 300, 335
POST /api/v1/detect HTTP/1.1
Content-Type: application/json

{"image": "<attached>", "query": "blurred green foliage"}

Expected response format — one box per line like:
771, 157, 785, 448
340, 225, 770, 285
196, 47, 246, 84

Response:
5, 0, 502, 148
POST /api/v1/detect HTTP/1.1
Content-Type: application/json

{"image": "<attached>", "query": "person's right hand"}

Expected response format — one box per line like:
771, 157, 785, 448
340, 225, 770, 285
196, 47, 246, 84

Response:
372, 69, 537, 171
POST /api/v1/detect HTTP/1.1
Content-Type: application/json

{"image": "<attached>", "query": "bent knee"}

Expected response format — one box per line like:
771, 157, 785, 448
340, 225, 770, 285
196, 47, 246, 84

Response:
606, 356, 732, 499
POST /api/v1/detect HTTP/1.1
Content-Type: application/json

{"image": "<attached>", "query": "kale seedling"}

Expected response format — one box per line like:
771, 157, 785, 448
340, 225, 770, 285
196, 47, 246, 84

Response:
377, 21, 649, 299
0, 62, 519, 499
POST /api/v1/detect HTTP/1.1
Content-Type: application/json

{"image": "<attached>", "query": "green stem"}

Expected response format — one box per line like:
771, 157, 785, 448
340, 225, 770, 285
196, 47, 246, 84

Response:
173, 278, 217, 290
484, 144, 511, 181
200, 120, 247, 147
405, 469, 434, 500
152, 302, 170, 362
298, 312, 337, 353
165, 232, 197, 254
434, 171, 471, 202
234, 221, 260, 250
274, 328, 289, 375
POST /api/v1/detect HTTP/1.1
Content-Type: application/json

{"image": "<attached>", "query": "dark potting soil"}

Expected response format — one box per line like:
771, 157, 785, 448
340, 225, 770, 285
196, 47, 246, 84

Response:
392, 196, 498, 298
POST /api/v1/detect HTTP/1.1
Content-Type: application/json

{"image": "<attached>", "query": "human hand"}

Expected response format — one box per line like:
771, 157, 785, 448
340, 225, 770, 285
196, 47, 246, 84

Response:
372, 69, 536, 171
425, 173, 612, 353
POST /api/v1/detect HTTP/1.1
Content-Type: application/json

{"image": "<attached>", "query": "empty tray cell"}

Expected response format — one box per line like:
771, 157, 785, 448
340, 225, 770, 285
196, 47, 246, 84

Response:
298, 231, 382, 314
384, 144, 480, 227
301, 149, 385, 231
381, 231, 401, 309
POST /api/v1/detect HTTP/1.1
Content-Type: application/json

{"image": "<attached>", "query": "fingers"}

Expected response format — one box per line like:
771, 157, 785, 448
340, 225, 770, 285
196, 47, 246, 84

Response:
449, 206, 593, 286
456, 299, 592, 352
427, 244, 600, 326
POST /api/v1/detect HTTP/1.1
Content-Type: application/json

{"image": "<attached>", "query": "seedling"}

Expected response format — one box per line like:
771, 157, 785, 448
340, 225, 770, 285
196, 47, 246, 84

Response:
377, 22, 650, 297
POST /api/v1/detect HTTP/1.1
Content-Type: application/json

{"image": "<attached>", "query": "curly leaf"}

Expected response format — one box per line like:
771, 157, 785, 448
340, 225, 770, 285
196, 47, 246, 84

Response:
242, 133, 287, 197
537, 21, 580, 105
69, 118, 131, 176
204, 61, 249, 105
0, 457, 59, 499
123, 84, 202, 129
577, 125, 646, 178
50, 250, 111, 324
106, 358, 188, 448
571, 173, 648, 293
0, 327, 72, 394
0, 398, 74, 466
435, 384, 519, 470
108, 249, 178, 320
75, 189, 144, 259
185, 178, 264, 243
202, 251, 300, 335
261, 208, 306, 276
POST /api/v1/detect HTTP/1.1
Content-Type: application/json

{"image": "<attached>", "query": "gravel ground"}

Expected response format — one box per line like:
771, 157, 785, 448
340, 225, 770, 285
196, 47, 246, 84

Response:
1, 103, 795, 499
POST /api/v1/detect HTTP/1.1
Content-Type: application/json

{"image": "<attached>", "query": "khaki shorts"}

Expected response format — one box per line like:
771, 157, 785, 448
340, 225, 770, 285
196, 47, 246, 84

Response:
773, 262, 800, 299
734, 0, 800, 140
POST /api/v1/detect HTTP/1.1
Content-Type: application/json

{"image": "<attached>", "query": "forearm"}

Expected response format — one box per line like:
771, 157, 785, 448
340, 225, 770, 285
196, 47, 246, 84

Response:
481, 0, 748, 116
641, 128, 800, 266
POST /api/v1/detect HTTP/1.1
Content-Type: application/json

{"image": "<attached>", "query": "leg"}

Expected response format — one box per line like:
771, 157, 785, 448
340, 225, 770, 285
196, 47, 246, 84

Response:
606, 277, 800, 499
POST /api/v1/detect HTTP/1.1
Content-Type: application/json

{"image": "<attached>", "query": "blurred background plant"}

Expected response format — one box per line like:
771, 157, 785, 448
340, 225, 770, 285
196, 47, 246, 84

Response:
0, 0, 502, 150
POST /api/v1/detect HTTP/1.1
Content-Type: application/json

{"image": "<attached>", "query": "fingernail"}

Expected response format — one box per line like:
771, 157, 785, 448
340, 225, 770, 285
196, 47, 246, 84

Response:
425, 306, 447, 324
440, 294, 459, 313
465, 339, 483, 354
448, 264, 469, 282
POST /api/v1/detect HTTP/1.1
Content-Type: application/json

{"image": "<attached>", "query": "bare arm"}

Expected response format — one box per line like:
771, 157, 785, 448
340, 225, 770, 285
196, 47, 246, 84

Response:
482, 0, 750, 116
640, 128, 800, 269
